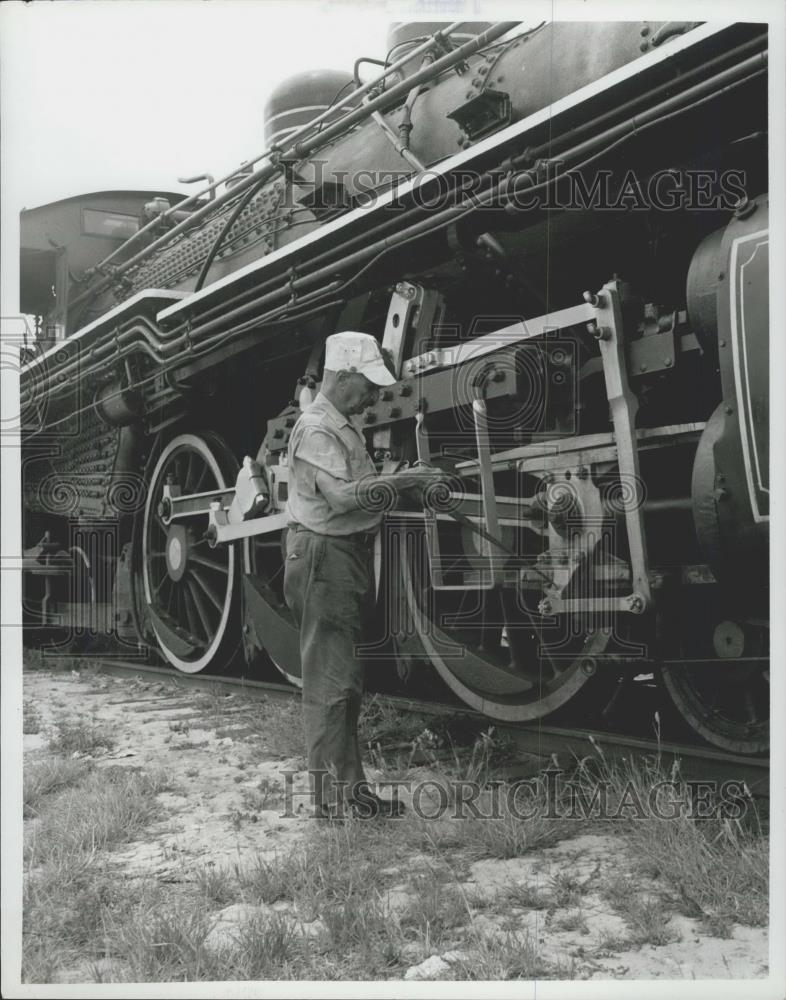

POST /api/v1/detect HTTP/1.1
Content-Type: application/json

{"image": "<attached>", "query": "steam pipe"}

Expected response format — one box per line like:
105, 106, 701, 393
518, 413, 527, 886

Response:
68, 21, 518, 312
68, 21, 473, 298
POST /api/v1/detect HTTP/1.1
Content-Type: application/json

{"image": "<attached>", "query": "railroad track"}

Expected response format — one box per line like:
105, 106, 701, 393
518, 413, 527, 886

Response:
79, 657, 769, 798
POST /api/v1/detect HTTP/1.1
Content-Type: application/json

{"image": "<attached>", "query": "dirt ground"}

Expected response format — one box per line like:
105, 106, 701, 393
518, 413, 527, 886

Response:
21, 663, 769, 984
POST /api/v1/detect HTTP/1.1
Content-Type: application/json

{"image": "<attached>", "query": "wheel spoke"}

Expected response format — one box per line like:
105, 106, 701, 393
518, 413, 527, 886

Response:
192, 462, 210, 494
184, 451, 196, 493
183, 585, 203, 643
186, 577, 213, 638
190, 566, 225, 613
190, 551, 229, 575
166, 579, 177, 616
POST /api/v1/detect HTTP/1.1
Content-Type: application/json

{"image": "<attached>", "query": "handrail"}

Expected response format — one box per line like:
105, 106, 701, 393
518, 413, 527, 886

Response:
67, 20, 519, 311
77, 23, 468, 278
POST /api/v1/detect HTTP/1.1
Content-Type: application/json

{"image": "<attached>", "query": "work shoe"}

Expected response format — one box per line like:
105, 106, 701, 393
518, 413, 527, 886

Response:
347, 789, 406, 819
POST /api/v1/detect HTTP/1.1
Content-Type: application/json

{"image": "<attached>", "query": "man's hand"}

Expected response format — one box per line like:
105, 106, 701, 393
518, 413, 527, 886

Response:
389, 467, 455, 492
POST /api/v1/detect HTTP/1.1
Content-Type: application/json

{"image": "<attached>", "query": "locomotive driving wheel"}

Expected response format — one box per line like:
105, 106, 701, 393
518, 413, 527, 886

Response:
396, 520, 612, 722
661, 660, 769, 755
142, 432, 239, 672
658, 588, 769, 754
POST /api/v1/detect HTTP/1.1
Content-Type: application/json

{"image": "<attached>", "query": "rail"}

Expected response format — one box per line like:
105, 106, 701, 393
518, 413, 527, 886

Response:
81, 658, 769, 796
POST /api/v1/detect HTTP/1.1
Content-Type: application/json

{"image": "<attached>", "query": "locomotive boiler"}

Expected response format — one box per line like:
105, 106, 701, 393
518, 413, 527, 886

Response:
19, 20, 770, 754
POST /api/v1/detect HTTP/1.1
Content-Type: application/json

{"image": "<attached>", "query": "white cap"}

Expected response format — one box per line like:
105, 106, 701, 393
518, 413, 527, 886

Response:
324, 331, 396, 386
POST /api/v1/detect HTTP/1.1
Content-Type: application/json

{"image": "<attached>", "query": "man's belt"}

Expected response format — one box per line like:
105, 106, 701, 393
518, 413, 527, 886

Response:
289, 523, 378, 545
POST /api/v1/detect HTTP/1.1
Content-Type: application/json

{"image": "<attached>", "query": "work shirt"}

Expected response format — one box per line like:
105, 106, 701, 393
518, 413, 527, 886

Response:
285, 391, 382, 536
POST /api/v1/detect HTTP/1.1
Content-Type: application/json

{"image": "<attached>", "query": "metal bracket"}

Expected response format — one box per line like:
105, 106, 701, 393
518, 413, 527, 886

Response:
472, 381, 505, 586
544, 282, 652, 615
207, 508, 289, 547
414, 410, 486, 591
415, 384, 507, 591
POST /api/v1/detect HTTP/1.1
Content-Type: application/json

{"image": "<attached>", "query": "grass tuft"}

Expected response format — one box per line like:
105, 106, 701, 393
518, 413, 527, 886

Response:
26, 766, 172, 864
47, 716, 116, 756
24, 758, 91, 819
23, 699, 44, 734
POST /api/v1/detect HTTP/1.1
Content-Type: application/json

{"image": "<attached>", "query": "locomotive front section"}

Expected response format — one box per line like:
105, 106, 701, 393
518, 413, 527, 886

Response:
19, 21, 770, 755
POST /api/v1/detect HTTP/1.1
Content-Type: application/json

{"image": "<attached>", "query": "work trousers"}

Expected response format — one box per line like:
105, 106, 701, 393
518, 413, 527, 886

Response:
283, 526, 375, 814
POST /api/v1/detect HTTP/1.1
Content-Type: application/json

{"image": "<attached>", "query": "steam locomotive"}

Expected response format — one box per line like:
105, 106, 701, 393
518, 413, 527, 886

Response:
19, 20, 769, 754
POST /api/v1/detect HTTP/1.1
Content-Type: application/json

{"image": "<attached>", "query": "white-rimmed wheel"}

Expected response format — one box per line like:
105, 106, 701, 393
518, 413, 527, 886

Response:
396, 520, 612, 722
142, 432, 238, 672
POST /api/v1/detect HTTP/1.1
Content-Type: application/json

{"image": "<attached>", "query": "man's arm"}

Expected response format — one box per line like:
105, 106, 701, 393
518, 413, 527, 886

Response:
294, 423, 451, 515
314, 467, 451, 514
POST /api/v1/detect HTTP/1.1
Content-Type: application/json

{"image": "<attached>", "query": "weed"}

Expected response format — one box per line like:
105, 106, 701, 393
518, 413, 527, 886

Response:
502, 882, 551, 910
625, 896, 679, 946
548, 871, 586, 908
193, 864, 237, 906
23, 699, 43, 734
573, 744, 769, 931
228, 809, 259, 831
238, 852, 298, 905
448, 929, 546, 980
26, 767, 171, 863
627, 811, 768, 929
47, 717, 116, 756
228, 909, 303, 979
400, 873, 471, 946
556, 908, 589, 934
239, 776, 284, 813
24, 757, 91, 818
24, 865, 142, 981
416, 775, 576, 860
595, 930, 630, 954
357, 695, 427, 750
106, 897, 220, 981
22, 757, 171, 983
601, 877, 677, 946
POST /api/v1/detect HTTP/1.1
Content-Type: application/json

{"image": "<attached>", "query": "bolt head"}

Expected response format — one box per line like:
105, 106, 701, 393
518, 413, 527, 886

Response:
626, 594, 645, 614
580, 657, 597, 677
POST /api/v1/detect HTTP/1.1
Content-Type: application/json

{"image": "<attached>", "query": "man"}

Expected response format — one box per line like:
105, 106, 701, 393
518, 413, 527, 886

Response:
283, 331, 444, 820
